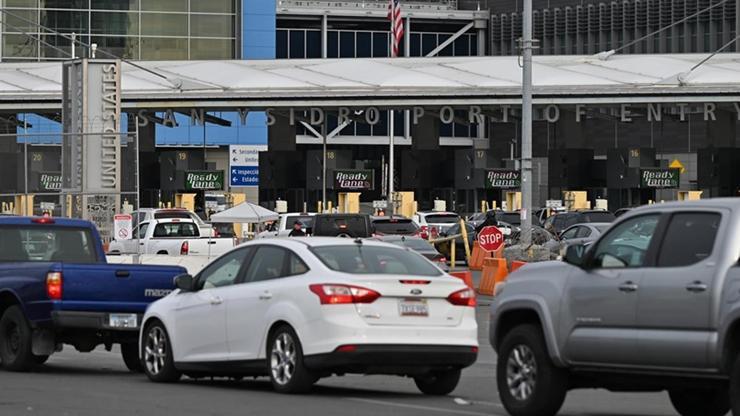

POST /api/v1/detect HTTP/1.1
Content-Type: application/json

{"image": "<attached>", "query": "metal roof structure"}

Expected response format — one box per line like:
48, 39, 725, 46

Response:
1, 53, 740, 111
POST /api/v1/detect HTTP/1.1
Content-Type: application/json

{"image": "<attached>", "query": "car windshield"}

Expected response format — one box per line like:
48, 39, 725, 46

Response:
0, 226, 97, 263
425, 214, 459, 224
582, 212, 616, 223
373, 219, 418, 234
285, 216, 314, 230
497, 213, 521, 225
312, 245, 442, 276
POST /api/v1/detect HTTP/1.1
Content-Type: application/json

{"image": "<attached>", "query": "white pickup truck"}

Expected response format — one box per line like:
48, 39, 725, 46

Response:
257, 212, 316, 238
108, 218, 234, 257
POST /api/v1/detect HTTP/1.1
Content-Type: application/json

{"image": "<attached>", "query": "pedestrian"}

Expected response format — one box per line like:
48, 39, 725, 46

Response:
475, 210, 499, 235
288, 221, 306, 237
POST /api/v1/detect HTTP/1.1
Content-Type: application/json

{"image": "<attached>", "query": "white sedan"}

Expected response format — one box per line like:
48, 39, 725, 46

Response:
139, 237, 478, 394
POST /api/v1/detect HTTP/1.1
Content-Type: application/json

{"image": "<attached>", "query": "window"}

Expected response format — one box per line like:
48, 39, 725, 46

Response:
141, 13, 188, 36
284, 216, 314, 230
372, 219, 418, 235
276, 30, 288, 59
560, 227, 579, 240
0, 226, 97, 263
340, 31, 354, 57
152, 222, 199, 238
199, 248, 251, 289
288, 253, 309, 276
313, 245, 442, 276
425, 214, 460, 224
581, 211, 616, 223
190, 38, 234, 60
289, 30, 305, 59
657, 213, 720, 267
591, 215, 660, 268
246, 246, 287, 282
137, 222, 149, 239
575, 227, 592, 238
306, 30, 321, 58
191, 14, 234, 38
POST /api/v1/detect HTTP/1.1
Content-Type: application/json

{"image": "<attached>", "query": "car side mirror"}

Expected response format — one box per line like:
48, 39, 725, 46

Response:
563, 244, 588, 268
174, 273, 194, 292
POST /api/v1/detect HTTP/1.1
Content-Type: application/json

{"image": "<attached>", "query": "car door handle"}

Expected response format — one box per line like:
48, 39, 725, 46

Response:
618, 282, 639, 293
210, 296, 223, 305
115, 270, 130, 278
686, 282, 708, 293
259, 292, 273, 300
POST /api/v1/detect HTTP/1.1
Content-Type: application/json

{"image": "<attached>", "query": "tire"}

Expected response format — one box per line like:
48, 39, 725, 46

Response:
0, 305, 35, 372
267, 325, 316, 394
141, 321, 181, 383
730, 355, 740, 416
414, 369, 462, 396
669, 388, 729, 416
497, 324, 568, 416
33, 355, 49, 365
121, 342, 143, 373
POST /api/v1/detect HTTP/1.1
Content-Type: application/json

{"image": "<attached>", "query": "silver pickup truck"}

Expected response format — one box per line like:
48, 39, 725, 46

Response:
489, 199, 740, 416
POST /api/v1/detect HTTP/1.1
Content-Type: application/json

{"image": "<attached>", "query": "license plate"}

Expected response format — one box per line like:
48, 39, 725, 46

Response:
399, 299, 429, 317
109, 313, 138, 329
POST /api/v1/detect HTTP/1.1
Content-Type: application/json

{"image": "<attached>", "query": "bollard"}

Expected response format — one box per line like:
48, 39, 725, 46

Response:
459, 218, 471, 262
450, 239, 456, 270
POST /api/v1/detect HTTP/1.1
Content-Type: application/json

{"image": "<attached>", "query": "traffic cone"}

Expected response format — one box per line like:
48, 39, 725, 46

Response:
511, 260, 527, 272
450, 271, 474, 289
477, 257, 498, 296
469, 241, 491, 271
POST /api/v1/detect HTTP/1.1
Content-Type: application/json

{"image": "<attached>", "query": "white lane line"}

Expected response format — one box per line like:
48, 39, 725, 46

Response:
347, 398, 501, 416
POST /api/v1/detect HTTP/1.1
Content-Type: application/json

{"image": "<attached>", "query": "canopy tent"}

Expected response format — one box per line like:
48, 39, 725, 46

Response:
210, 202, 278, 224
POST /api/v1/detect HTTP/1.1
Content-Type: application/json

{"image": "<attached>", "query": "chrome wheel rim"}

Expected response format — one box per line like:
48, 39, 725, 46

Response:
144, 327, 167, 376
506, 344, 537, 401
270, 333, 297, 386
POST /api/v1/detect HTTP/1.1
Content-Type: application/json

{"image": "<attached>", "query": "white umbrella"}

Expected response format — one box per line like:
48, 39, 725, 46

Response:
210, 202, 279, 224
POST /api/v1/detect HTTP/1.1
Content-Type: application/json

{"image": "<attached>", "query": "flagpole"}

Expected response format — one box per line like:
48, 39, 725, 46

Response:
388, 1, 396, 215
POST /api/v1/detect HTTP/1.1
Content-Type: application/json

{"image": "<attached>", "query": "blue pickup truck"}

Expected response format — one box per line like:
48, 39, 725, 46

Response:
0, 216, 185, 372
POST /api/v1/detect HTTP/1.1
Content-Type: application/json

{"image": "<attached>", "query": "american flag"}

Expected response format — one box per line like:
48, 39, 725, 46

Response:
387, 0, 404, 57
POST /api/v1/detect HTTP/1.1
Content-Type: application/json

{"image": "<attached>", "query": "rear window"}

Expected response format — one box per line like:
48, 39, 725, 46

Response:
424, 214, 459, 224
372, 219, 418, 235
152, 223, 199, 238
312, 245, 442, 276
497, 213, 521, 225
314, 216, 370, 237
285, 216, 315, 230
581, 212, 616, 223
154, 211, 192, 220
0, 226, 97, 263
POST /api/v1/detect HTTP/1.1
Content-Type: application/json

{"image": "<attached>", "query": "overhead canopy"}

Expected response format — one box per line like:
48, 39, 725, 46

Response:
210, 202, 279, 224
1, 53, 740, 111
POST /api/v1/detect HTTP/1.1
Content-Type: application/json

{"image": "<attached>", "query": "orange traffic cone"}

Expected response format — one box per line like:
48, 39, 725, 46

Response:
511, 260, 527, 272
469, 241, 485, 271
478, 257, 510, 296
450, 271, 474, 289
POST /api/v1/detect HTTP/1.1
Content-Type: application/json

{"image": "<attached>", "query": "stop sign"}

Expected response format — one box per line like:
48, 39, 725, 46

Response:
478, 226, 504, 252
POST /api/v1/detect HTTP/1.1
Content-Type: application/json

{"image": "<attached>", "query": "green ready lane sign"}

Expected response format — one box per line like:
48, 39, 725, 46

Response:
640, 168, 680, 188
185, 171, 224, 190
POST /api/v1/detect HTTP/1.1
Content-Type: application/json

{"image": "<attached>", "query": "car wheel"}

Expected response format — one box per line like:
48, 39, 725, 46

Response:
497, 324, 567, 416
0, 306, 35, 372
669, 388, 729, 416
732, 354, 740, 416
267, 325, 316, 394
141, 322, 181, 383
414, 369, 461, 395
121, 342, 143, 373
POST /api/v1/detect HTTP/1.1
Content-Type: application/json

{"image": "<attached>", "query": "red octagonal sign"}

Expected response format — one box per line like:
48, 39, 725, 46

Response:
478, 226, 504, 252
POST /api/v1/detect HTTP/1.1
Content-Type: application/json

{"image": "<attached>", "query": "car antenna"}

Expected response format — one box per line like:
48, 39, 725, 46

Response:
354, 237, 363, 245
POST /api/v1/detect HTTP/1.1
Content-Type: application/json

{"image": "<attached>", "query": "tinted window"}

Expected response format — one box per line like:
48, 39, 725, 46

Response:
154, 211, 191, 220
425, 214, 460, 224
581, 212, 616, 223
0, 226, 97, 263
312, 245, 442, 276
560, 227, 578, 240
497, 213, 521, 225
314, 216, 370, 237
592, 215, 660, 268
285, 215, 314, 230
288, 252, 309, 276
246, 246, 287, 282
657, 213, 720, 267
152, 222, 199, 238
575, 227, 592, 238
199, 248, 251, 289
373, 219, 419, 235
137, 222, 149, 239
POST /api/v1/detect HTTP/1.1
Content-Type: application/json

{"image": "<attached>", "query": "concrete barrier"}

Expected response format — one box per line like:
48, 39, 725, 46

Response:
106, 255, 213, 275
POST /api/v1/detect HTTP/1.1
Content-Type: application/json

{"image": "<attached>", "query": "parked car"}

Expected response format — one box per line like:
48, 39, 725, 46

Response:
140, 238, 478, 394
376, 235, 449, 271
312, 214, 373, 238
108, 218, 235, 256
490, 199, 740, 416
133, 208, 215, 237
413, 211, 460, 239
258, 212, 316, 238
371, 215, 419, 236
542, 209, 616, 235
0, 216, 185, 371
558, 222, 611, 247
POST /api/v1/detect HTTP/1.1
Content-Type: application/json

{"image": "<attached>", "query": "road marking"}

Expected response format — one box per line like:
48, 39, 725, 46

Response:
347, 398, 500, 416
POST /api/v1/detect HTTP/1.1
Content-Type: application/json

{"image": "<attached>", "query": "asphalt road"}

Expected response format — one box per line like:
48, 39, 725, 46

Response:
0, 302, 679, 416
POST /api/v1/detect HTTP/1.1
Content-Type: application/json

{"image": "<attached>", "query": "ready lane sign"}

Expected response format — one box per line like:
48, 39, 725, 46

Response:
478, 226, 505, 252
229, 145, 266, 187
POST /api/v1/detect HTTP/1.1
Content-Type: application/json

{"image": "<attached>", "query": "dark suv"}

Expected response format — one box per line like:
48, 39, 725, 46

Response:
312, 214, 373, 238
543, 210, 616, 235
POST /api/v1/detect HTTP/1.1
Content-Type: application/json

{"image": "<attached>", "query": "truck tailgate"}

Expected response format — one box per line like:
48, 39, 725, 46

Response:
59, 263, 185, 313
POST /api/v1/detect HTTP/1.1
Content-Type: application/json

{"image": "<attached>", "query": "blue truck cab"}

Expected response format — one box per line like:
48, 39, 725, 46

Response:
0, 216, 186, 372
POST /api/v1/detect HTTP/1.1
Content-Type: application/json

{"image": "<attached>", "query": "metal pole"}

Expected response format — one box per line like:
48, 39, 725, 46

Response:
389, 109, 395, 214
521, 0, 533, 246
23, 119, 28, 215
71, 32, 76, 58
321, 14, 328, 58
736, 0, 740, 52
322, 130, 327, 212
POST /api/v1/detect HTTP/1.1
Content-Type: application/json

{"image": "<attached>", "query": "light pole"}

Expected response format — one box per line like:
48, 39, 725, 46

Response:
520, 0, 534, 246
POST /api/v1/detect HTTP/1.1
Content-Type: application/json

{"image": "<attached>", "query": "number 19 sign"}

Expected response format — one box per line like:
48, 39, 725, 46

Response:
478, 226, 504, 252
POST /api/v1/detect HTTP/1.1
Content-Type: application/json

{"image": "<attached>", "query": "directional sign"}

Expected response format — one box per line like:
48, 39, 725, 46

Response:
114, 214, 133, 241
478, 226, 505, 252
669, 159, 686, 174
229, 145, 267, 187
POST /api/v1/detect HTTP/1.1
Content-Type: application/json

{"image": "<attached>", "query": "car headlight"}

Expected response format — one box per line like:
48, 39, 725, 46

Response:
494, 282, 506, 297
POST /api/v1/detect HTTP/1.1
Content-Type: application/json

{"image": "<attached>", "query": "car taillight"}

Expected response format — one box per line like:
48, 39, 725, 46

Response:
32, 217, 55, 224
447, 288, 476, 307
309, 284, 380, 305
335, 345, 357, 353
46, 272, 62, 300
180, 241, 189, 255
